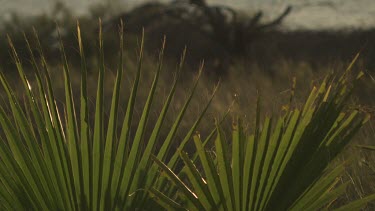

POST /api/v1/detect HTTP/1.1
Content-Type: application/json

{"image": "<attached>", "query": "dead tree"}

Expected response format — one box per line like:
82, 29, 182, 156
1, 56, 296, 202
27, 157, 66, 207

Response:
189, 0, 207, 7
104, 1, 292, 75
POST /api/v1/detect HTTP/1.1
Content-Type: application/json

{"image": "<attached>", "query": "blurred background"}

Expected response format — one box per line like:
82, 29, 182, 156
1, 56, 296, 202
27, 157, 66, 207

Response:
1, 0, 375, 30
1, 0, 375, 73
1, 0, 374, 101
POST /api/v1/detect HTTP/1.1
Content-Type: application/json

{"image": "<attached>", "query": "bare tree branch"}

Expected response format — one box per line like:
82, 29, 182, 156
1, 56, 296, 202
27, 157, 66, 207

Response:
258, 6, 292, 29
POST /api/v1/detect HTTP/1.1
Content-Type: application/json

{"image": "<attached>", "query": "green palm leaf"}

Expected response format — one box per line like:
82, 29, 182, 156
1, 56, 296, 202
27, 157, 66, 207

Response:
0, 21, 214, 210
151, 56, 375, 210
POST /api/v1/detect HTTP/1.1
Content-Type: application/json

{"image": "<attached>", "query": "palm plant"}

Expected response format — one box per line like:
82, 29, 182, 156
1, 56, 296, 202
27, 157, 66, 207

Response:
0, 19, 374, 211
358, 145, 375, 151
151, 56, 375, 210
0, 21, 219, 210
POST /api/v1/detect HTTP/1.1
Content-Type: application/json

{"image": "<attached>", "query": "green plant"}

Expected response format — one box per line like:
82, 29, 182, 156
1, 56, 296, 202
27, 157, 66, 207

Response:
0, 21, 219, 210
1, 19, 374, 211
151, 55, 375, 210
358, 145, 375, 151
